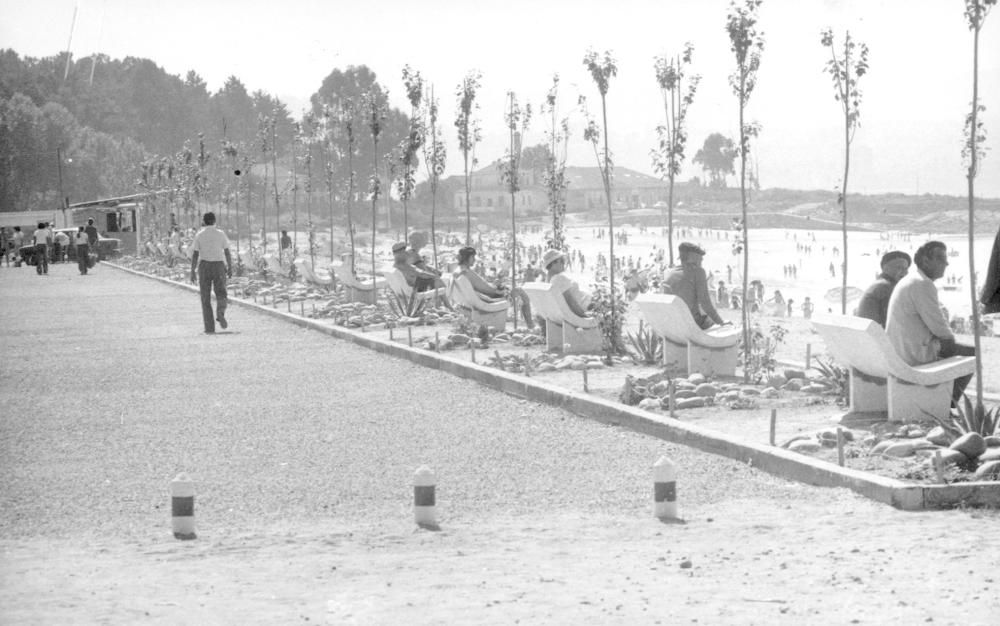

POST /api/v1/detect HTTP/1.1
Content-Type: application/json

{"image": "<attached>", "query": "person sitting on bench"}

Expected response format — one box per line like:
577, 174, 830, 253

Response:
660, 242, 727, 330
543, 248, 591, 319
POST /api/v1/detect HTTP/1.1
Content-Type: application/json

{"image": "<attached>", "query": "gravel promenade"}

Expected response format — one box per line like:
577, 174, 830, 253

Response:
1, 260, 997, 624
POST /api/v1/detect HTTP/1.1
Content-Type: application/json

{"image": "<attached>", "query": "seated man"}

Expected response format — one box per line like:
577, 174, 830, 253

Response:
660, 242, 727, 329
886, 241, 975, 402
856, 250, 911, 328
393, 242, 446, 292
406, 230, 441, 277
543, 248, 591, 318
455, 246, 533, 328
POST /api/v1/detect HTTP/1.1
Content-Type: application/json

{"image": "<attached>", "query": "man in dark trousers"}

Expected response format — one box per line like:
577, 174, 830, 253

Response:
189, 212, 232, 334
84, 218, 99, 261
981, 226, 1000, 314
856, 250, 911, 327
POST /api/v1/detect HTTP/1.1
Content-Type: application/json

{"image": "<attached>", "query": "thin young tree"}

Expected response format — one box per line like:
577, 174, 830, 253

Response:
541, 75, 570, 252
400, 66, 425, 240
302, 113, 316, 268
583, 49, 622, 355
339, 99, 359, 274
256, 113, 272, 254
963, 0, 996, 416
821, 28, 869, 314
363, 88, 387, 287
455, 71, 482, 245
499, 91, 531, 328
726, 0, 765, 383
268, 111, 282, 265
421, 84, 447, 268
652, 43, 700, 266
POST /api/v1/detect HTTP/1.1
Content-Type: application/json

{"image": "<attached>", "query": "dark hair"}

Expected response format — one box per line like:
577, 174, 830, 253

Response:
87, 218, 94, 225
78, 226, 85, 232
914, 241, 945, 271
457, 246, 477, 265
203, 212, 216, 225
38, 222, 46, 229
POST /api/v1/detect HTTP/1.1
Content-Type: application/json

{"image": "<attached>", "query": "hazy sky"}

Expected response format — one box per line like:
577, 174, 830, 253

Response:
2, 0, 999, 197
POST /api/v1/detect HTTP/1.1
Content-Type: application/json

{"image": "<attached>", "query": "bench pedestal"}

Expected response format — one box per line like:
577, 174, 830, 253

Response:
689, 342, 739, 378
346, 286, 378, 305
888, 375, 952, 423
462, 307, 507, 332
660, 337, 688, 374
546, 320, 601, 354
849, 369, 888, 413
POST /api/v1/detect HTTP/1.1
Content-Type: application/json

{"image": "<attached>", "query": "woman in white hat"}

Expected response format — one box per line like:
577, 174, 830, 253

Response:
543, 248, 591, 318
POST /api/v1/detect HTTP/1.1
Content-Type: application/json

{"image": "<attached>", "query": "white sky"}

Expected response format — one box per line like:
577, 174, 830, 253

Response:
2, 0, 999, 197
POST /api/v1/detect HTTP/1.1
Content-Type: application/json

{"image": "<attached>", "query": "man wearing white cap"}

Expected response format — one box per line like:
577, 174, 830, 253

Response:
543, 248, 591, 318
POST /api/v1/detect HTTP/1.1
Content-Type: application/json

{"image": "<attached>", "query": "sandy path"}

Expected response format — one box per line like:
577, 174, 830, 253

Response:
1, 262, 997, 624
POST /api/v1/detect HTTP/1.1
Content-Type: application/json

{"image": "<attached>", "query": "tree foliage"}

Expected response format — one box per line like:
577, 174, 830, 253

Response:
692, 133, 736, 188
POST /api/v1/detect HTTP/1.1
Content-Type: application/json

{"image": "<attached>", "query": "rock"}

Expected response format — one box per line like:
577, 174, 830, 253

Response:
673, 389, 697, 400
780, 435, 812, 449
766, 374, 788, 388
978, 448, 1000, 463
782, 379, 804, 392
553, 358, 575, 370
861, 435, 878, 448
870, 440, 894, 455
619, 356, 634, 365
937, 448, 970, 467
783, 368, 807, 380
950, 432, 987, 459
569, 361, 588, 370
740, 387, 761, 396
535, 363, 555, 372
679, 559, 693, 569
985, 436, 1000, 448
694, 383, 720, 397
638, 398, 660, 411
676, 397, 706, 410
687, 373, 707, 385
651, 381, 671, 396
789, 440, 822, 454
585, 361, 605, 369
818, 429, 839, 441
905, 427, 926, 439
674, 381, 697, 391
926, 426, 953, 446
760, 387, 779, 399
719, 390, 741, 402
974, 460, 1000, 480
802, 383, 827, 394
882, 441, 920, 457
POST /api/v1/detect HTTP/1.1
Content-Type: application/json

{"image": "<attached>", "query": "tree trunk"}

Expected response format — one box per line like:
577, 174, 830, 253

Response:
601, 93, 616, 354
968, 21, 984, 414
739, 75, 751, 384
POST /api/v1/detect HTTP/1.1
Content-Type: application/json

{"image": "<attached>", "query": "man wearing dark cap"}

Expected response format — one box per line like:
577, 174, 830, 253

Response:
393, 240, 449, 296
661, 242, 727, 329
856, 250, 911, 328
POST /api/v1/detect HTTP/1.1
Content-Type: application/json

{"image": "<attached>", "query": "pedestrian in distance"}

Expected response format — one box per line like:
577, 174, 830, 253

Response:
74, 227, 90, 275
189, 212, 232, 334
32, 222, 52, 275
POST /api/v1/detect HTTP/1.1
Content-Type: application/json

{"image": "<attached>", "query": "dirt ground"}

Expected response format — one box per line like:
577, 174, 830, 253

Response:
2, 262, 999, 625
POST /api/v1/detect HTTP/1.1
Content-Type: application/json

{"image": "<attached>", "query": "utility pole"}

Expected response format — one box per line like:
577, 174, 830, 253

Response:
57, 148, 69, 226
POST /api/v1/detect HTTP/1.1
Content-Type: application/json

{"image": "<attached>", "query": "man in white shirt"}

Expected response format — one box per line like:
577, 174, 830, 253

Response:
32, 222, 52, 275
886, 241, 975, 402
190, 212, 232, 334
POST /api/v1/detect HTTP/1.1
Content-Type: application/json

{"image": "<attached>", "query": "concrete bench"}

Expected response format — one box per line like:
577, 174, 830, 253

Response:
811, 313, 977, 422
332, 262, 386, 304
448, 273, 507, 330
634, 293, 740, 377
521, 281, 601, 354
385, 269, 448, 308
293, 258, 334, 288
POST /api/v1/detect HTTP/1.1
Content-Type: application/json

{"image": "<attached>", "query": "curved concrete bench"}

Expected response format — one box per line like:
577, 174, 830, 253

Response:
635, 293, 740, 376
521, 281, 601, 354
332, 262, 386, 304
385, 268, 448, 307
293, 258, 334, 288
449, 273, 508, 330
811, 313, 976, 422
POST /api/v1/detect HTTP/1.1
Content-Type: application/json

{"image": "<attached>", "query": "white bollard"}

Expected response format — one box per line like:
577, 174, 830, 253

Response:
170, 472, 197, 540
652, 456, 678, 520
413, 465, 437, 527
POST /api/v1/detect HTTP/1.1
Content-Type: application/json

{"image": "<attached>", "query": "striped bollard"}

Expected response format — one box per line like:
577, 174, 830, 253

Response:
413, 466, 437, 527
170, 472, 197, 540
653, 456, 678, 520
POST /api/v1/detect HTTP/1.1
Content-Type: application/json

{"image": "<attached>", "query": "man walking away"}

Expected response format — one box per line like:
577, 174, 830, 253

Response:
190, 212, 232, 334
85, 218, 99, 259
33, 222, 52, 275
74, 227, 90, 275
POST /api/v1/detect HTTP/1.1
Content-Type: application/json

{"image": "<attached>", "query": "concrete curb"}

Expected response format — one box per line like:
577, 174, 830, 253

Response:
108, 262, 1000, 510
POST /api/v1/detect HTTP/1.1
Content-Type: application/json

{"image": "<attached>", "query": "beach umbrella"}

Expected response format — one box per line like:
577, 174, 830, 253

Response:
824, 286, 864, 305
